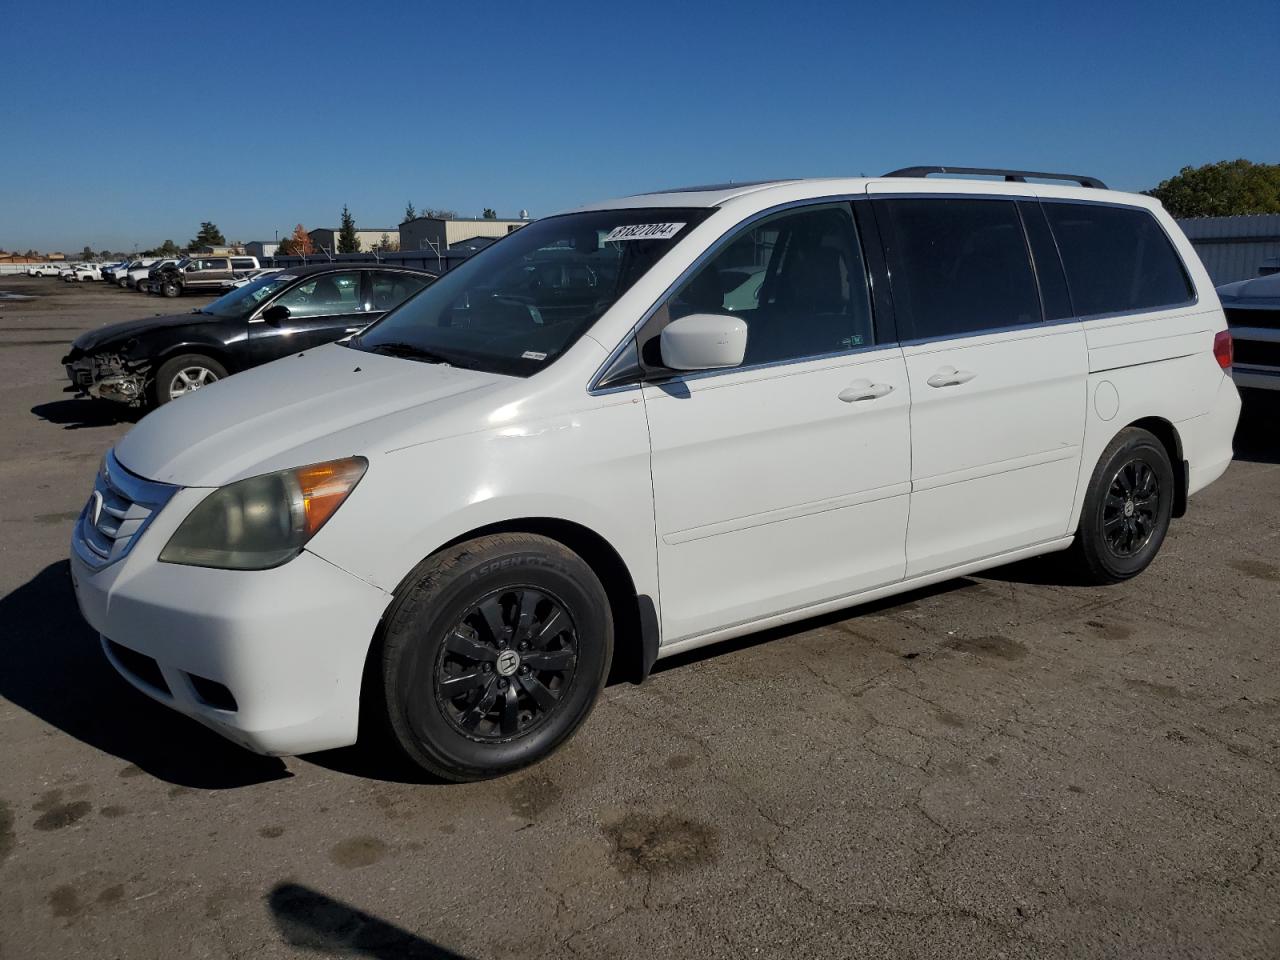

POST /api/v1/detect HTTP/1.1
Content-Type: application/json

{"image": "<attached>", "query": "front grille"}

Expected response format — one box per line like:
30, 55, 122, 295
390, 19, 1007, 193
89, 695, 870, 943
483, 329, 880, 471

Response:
105, 639, 171, 695
1225, 306, 1280, 332
1234, 339, 1280, 370
72, 450, 178, 571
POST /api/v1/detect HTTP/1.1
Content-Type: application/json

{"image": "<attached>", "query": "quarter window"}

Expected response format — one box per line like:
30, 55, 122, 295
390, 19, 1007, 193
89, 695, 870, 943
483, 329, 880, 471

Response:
653, 203, 874, 368
370, 271, 432, 312
1043, 202, 1193, 317
878, 198, 1042, 340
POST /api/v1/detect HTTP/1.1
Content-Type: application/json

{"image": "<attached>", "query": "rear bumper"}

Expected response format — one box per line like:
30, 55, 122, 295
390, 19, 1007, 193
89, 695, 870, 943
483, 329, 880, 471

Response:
1232, 365, 1280, 392
1182, 374, 1242, 497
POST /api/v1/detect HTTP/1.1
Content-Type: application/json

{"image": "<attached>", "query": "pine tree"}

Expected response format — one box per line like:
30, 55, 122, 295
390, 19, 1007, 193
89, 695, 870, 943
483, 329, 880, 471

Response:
337, 205, 360, 253
189, 222, 226, 248
404, 201, 417, 223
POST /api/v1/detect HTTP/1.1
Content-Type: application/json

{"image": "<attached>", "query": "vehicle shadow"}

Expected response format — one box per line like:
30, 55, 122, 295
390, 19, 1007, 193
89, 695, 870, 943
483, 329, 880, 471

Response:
0, 561, 289, 788
1234, 388, 1280, 465
30, 398, 142, 431
268, 883, 471, 959
650, 577, 979, 675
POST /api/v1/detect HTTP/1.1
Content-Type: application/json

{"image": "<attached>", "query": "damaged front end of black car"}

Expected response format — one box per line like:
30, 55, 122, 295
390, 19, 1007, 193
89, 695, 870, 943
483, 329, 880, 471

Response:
62, 341, 153, 406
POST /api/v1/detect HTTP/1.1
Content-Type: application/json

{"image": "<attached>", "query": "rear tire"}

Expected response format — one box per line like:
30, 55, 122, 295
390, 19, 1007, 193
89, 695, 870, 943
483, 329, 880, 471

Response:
373, 534, 613, 782
1066, 427, 1174, 584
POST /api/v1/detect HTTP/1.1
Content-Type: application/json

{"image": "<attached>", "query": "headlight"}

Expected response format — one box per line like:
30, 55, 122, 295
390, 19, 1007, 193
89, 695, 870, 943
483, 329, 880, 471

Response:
159, 457, 367, 570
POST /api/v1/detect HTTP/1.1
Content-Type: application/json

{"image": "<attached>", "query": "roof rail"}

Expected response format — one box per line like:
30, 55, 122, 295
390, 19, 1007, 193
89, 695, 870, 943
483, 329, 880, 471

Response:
883, 166, 1107, 190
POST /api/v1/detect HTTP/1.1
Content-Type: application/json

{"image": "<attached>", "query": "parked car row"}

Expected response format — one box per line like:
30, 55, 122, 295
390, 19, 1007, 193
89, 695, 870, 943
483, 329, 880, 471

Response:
26, 255, 274, 296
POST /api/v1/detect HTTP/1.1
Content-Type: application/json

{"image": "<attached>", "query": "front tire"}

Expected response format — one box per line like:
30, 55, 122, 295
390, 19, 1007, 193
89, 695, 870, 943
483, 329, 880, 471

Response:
161, 279, 180, 298
1067, 427, 1174, 584
152, 353, 226, 405
375, 534, 613, 782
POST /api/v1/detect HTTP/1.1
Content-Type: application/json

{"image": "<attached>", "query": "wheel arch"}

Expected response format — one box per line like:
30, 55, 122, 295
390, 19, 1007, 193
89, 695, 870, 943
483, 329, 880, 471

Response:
1125, 415, 1187, 518
153, 340, 236, 372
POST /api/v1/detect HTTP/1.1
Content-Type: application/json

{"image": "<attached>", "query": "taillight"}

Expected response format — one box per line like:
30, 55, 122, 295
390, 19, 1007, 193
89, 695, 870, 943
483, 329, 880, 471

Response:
1213, 330, 1233, 370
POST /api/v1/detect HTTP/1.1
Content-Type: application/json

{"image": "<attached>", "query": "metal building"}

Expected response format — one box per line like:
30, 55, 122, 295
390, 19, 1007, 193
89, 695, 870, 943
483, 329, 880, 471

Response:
1176, 214, 1280, 285
399, 216, 527, 256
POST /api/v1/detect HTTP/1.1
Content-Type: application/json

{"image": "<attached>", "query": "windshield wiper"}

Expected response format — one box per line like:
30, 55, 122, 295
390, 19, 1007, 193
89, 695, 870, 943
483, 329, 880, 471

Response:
363, 341, 452, 364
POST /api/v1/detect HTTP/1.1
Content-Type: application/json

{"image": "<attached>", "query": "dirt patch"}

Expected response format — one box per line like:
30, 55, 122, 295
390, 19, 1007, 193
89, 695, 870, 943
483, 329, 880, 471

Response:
48, 885, 81, 918
329, 836, 388, 869
34, 510, 81, 525
605, 812, 719, 874
1086, 620, 1134, 641
507, 774, 563, 819
946, 634, 1027, 661
1124, 677, 1182, 701
0, 800, 13, 863
34, 800, 92, 832
1230, 558, 1280, 582
258, 826, 285, 839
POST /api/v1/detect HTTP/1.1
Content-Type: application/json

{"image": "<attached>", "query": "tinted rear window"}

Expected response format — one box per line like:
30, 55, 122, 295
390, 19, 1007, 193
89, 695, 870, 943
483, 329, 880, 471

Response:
1043, 203, 1193, 317
877, 198, 1042, 340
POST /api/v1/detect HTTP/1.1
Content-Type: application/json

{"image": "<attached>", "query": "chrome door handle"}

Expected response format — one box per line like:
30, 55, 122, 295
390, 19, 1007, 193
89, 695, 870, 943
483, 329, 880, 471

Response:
838, 379, 894, 403
926, 366, 976, 388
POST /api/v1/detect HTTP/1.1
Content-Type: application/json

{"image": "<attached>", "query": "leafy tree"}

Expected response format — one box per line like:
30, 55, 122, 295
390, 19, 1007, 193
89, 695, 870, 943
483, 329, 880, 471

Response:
80, 245, 94, 261
421, 208, 456, 220
404, 201, 417, 223
482, 208, 497, 219
337, 205, 360, 253
1148, 160, 1280, 219
99, 249, 113, 260
278, 224, 316, 256
189, 222, 226, 248
374, 232, 399, 252
158, 239, 181, 256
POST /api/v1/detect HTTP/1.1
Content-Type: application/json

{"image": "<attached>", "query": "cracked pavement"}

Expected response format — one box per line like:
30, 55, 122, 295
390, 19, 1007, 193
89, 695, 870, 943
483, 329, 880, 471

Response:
1, 276, 1278, 959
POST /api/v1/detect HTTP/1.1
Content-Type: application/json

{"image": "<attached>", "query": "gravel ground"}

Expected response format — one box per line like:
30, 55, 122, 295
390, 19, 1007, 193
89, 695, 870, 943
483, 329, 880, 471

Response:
1, 274, 1277, 960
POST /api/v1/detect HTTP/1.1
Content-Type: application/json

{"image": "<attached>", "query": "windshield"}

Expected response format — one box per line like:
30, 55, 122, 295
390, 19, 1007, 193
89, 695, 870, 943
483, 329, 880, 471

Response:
350, 208, 710, 376
199, 272, 296, 319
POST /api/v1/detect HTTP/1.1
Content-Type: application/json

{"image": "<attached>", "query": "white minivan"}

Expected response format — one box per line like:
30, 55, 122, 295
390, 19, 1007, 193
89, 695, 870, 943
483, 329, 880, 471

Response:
70, 168, 1240, 781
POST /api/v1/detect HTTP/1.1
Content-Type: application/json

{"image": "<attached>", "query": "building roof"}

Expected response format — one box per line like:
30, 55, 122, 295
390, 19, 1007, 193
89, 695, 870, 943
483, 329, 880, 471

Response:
401, 215, 527, 225
308, 227, 399, 233
1176, 214, 1280, 240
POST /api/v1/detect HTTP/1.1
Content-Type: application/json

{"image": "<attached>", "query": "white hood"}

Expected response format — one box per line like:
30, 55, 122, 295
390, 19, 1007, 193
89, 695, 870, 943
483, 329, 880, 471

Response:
114, 344, 509, 487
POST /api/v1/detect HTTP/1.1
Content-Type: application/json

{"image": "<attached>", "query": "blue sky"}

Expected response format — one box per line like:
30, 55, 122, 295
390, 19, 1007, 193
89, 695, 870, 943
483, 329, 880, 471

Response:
1, 0, 1276, 252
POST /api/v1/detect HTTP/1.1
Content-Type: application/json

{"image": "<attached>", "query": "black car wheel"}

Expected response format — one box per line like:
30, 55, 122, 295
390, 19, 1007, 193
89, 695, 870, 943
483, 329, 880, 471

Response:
162, 279, 180, 298
153, 353, 227, 406
373, 533, 613, 782
1067, 427, 1175, 584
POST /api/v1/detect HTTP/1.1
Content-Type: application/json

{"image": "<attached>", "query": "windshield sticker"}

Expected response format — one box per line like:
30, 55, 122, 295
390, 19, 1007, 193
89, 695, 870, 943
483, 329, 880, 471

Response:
603, 222, 686, 243
276, 274, 297, 281
521, 351, 548, 361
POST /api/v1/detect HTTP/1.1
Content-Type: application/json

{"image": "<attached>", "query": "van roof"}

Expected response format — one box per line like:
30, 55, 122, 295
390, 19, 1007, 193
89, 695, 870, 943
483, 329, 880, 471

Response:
572, 174, 1150, 215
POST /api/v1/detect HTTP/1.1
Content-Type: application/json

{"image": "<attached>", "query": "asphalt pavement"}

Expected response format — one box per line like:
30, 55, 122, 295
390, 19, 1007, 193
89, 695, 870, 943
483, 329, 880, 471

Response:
1, 274, 1277, 959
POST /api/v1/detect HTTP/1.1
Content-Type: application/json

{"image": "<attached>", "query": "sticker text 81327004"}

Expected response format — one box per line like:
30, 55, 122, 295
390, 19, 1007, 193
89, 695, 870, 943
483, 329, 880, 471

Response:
603, 223, 686, 243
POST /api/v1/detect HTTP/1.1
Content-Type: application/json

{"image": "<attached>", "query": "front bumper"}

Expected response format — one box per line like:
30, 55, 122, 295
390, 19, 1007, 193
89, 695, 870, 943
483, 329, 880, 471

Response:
69, 486, 391, 756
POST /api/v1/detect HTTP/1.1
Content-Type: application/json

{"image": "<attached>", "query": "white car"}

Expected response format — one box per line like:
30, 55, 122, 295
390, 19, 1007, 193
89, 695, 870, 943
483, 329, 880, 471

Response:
101, 261, 132, 283
1217, 272, 1280, 391
26, 264, 62, 277
69, 168, 1239, 781
114, 258, 159, 287
73, 264, 103, 281
128, 258, 177, 291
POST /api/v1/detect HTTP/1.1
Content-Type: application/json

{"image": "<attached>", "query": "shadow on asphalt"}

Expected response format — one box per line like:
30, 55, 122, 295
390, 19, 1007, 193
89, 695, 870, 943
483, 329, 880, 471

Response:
0, 561, 289, 789
1234, 388, 1280, 465
268, 883, 471, 959
31, 398, 142, 431
650, 577, 979, 676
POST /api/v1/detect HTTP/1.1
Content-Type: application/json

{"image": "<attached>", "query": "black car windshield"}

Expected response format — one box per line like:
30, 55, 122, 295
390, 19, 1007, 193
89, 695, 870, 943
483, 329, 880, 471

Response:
199, 273, 296, 319
350, 208, 711, 376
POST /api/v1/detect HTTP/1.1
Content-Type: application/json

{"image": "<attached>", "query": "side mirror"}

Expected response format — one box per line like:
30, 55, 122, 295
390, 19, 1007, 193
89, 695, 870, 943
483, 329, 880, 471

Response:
261, 304, 291, 325
660, 313, 747, 371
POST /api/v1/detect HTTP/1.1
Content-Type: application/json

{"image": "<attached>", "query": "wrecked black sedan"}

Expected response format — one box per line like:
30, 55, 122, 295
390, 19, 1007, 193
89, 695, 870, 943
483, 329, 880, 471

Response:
62, 264, 435, 406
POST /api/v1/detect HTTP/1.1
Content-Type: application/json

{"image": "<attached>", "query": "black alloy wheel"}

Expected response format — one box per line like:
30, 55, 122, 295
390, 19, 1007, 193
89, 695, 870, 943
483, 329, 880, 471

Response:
1102, 458, 1161, 558
373, 533, 613, 781
434, 588, 579, 742
1066, 426, 1175, 584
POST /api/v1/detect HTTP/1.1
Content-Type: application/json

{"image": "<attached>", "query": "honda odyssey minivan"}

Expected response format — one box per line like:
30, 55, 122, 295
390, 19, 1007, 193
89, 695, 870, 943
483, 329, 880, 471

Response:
70, 168, 1241, 781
